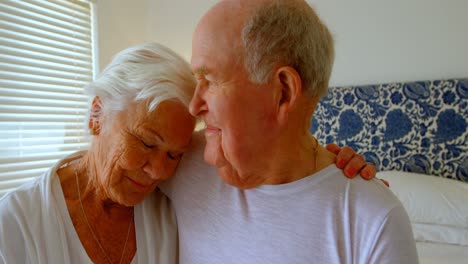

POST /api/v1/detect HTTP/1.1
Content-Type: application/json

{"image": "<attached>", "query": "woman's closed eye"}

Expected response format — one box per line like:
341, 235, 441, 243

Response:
141, 139, 155, 149
167, 152, 183, 160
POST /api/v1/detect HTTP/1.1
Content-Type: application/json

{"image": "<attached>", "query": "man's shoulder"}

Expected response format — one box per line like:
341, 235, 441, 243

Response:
319, 166, 403, 217
350, 177, 401, 210
177, 130, 217, 178
179, 130, 207, 166
160, 130, 218, 197
343, 175, 404, 225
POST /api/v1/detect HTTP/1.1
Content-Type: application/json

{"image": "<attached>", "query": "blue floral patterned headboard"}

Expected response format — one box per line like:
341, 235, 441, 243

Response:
311, 79, 468, 182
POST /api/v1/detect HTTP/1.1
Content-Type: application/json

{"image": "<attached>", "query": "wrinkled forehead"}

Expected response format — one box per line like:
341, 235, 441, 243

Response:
191, 11, 247, 74
192, 0, 253, 51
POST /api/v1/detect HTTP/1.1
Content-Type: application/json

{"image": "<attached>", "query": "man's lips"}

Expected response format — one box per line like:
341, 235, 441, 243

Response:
205, 125, 221, 135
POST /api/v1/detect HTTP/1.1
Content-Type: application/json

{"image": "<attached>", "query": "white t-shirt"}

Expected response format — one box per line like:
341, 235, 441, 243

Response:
162, 131, 419, 264
0, 151, 178, 264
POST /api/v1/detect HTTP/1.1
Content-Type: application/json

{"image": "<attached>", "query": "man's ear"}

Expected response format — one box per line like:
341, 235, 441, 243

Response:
273, 66, 303, 124
88, 96, 102, 135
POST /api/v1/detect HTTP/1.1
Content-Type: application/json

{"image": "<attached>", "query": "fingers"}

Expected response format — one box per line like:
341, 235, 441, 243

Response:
326, 143, 341, 155
331, 145, 378, 181
380, 179, 390, 187
335, 146, 356, 169
359, 163, 377, 180
342, 154, 366, 178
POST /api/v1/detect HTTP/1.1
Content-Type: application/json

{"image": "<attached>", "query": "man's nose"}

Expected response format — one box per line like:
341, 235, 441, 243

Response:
189, 82, 207, 117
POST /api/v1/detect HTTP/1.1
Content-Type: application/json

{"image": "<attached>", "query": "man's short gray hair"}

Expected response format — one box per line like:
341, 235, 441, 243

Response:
241, 0, 334, 97
85, 42, 196, 116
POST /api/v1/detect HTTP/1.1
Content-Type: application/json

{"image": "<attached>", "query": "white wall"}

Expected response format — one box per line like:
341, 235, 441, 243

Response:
97, 0, 468, 86
313, 0, 468, 86
96, 0, 152, 70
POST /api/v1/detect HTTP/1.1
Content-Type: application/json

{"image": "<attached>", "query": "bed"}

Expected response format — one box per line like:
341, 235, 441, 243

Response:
311, 78, 468, 263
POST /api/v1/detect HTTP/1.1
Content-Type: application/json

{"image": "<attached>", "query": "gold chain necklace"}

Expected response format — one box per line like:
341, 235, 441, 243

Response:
74, 168, 133, 264
312, 136, 319, 172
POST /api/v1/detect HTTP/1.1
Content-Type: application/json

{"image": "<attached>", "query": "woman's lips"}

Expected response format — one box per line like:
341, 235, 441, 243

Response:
126, 177, 154, 190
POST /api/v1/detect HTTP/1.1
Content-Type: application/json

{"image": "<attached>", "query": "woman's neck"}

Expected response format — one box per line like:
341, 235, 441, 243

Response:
58, 151, 133, 219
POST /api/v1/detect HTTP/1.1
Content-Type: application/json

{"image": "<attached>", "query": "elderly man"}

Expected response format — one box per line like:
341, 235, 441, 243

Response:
162, 0, 418, 263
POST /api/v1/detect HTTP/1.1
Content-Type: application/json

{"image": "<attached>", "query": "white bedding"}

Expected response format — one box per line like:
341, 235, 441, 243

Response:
417, 242, 468, 264
377, 171, 468, 263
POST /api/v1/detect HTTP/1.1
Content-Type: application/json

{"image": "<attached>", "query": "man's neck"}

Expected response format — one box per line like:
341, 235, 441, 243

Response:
217, 133, 335, 189
260, 133, 327, 185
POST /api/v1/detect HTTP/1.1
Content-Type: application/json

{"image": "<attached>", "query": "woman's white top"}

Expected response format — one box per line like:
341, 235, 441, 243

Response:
0, 151, 177, 264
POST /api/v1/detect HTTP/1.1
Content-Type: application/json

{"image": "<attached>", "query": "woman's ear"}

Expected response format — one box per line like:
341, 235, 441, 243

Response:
88, 96, 102, 135
273, 66, 303, 124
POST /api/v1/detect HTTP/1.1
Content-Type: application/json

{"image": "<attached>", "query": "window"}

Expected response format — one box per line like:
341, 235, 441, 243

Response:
0, 0, 95, 197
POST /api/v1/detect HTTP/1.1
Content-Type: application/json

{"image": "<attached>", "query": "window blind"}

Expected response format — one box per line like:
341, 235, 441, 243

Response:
0, 0, 94, 197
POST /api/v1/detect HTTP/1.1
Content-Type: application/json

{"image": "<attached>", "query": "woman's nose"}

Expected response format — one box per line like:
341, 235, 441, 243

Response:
142, 153, 166, 180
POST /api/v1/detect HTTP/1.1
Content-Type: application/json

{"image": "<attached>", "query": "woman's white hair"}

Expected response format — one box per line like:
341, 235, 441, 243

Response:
241, 0, 334, 98
85, 42, 196, 116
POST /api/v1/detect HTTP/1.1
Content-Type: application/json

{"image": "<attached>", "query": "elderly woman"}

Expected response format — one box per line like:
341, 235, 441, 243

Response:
0, 43, 373, 264
0, 43, 195, 263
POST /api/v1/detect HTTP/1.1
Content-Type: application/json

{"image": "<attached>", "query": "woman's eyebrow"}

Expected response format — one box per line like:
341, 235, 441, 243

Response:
140, 128, 164, 143
140, 128, 191, 152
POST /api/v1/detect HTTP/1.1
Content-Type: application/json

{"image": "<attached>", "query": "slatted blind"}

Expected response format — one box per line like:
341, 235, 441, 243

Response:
0, 0, 94, 197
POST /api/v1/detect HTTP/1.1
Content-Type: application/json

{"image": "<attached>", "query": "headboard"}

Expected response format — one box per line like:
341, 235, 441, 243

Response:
311, 78, 468, 182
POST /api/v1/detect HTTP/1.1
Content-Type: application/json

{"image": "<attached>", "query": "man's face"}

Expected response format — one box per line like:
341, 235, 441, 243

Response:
189, 14, 278, 188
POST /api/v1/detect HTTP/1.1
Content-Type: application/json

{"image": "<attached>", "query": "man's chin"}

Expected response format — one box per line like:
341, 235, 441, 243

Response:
202, 149, 256, 189
203, 149, 225, 167
203, 140, 227, 167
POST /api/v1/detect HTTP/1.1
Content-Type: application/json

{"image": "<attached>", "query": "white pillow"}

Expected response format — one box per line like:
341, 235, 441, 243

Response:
412, 223, 468, 246
377, 171, 468, 246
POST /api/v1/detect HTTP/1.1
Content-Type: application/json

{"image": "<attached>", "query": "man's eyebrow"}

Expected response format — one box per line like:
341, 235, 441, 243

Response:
193, 66, 209, 77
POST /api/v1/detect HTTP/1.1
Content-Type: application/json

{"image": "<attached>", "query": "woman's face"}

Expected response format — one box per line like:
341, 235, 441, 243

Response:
93, 100, 195, 206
